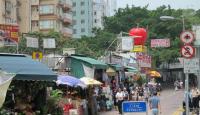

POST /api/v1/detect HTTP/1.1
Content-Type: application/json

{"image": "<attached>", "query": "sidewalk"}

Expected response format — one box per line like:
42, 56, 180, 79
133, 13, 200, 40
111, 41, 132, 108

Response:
99, 89, 184, 115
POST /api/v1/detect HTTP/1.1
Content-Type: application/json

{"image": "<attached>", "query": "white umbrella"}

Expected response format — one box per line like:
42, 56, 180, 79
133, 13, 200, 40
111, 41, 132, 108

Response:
0, 71, 15, 108
80, 77, 102, 86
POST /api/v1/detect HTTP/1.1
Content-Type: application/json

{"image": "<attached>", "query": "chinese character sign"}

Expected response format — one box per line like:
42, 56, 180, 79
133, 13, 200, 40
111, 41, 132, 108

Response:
136, 53, 151, 68
0, 24, 19, 43
151, 39, 170, 48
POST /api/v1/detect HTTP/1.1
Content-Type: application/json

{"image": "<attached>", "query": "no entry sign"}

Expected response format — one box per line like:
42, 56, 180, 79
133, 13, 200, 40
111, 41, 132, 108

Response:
180, 31, 195, 44
181, 44, 195, 58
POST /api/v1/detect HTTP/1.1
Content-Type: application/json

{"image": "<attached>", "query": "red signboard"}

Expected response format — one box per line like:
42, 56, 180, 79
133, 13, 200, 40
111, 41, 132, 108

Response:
151, 39, 170, 48
136, 53, 151, 68
0, 24, 19, 42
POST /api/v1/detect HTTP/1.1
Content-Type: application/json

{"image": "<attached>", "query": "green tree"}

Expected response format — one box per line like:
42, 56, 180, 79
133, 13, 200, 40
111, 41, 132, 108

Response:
103, 5, 199, 68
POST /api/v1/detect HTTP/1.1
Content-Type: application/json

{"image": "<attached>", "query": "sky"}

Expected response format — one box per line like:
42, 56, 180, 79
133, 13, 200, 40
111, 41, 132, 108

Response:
117, 0, 200, 10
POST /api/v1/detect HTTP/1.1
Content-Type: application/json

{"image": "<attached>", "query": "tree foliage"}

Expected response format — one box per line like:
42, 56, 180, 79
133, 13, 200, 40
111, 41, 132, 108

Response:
104, 5, 200, 68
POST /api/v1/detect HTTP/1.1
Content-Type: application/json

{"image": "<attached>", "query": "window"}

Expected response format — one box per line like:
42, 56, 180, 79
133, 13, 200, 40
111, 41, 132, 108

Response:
32, 21, 38, 27
5, 1, 12, 13
81, 19, 85, 24
94, 11, 97, 15
94, 19, 97, 23
81, 28, 85, 32
72, 11, 76, 16
73, 29, 77, 34
81, 10, 85, 15
39, 5, 54, 14
73, 2, 76, 7
81, 1, 84, 6
39, 20, 54, 29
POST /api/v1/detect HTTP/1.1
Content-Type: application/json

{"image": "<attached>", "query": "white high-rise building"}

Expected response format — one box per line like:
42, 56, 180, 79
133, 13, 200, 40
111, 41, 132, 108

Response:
93, 0, 105, 29
104, 0, 117, 16
72, 0, 117, 38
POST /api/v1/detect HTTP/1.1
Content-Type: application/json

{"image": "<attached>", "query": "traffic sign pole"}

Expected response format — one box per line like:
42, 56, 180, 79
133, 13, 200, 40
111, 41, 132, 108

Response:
185, 73, 189, 115
180, 31, 195, 115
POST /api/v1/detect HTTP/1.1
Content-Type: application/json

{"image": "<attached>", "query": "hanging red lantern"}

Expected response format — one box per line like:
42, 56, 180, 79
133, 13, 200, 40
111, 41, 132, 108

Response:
129, 28, 147, 45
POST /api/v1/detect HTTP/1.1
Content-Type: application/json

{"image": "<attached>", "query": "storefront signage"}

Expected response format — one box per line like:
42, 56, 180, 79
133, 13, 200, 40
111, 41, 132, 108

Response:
121, 37, 133, 51
184, 58, 200, 73
0, 24, 19, 43
151, 38, 170, 48
136, 53, 151, 68
132, 45, 147, 52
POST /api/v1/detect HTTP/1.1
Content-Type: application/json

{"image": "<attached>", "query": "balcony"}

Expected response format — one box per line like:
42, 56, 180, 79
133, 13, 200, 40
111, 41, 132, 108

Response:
31, 12, 39, 20
32, 26, 39, 32
58, 0, 72, 11
31, 0, 39, 6
61, 28, 72, 37
62, 13, 72, 24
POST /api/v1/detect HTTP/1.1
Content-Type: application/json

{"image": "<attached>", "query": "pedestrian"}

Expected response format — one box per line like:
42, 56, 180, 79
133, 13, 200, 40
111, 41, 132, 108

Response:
149, 92, 161, 115
174, 80, 179, 91
180, 80, 183, 89
123, 87, 129, 101
115, 88, 124, 114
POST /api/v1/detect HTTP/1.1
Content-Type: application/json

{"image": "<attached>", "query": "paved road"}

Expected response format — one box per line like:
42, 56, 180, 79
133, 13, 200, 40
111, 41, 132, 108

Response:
99, 88, 184, 115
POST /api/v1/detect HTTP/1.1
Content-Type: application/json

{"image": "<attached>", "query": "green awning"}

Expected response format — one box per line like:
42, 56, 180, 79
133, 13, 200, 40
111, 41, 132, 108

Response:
71, 56, 107, 69
124, 66, 138, 72
109, 64, 122, 71
0, 54, 57, 81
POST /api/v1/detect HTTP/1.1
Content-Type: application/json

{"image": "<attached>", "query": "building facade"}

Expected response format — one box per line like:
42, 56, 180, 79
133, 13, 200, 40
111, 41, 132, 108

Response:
93, 0, 105, 29
0, 0, 73, 37
104, 0, 117, 17
0, 0, 18, 25
72, 0, 93, 38
72, 0, 117, 38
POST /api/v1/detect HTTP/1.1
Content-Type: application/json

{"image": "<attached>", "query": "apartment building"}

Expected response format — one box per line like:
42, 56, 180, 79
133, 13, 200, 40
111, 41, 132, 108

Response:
72, 0, 93, 38
93, 0, 105, 29
104, 0, 117, 17
0, 0, 18, 24
72, 0, 117, 38
21, 0, 73, 37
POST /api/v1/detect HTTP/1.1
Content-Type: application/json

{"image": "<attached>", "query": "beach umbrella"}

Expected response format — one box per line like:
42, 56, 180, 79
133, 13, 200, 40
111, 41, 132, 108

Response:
56, 75, 86, 88
80, 77, 102, 86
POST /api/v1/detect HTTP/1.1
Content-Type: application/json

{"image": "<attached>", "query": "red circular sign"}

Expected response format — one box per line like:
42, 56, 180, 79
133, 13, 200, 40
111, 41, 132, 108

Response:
180, 31, 195, 44
181, 44, 195, 58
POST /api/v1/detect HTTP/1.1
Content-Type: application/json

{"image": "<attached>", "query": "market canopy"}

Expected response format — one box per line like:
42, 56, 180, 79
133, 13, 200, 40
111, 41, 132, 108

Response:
124, 66, 138, 72
71, 56, 107, 69
80, 77, 102, 86
0, 54, 57, 81
109, 64, 123, 71
56, 75, 86, 88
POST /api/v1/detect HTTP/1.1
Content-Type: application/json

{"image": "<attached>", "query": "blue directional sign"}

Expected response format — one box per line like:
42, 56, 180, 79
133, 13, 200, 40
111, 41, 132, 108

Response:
122, 101, 147, 113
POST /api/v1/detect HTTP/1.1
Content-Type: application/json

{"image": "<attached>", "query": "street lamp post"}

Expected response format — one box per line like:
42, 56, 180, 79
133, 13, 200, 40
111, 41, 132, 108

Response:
160, 15, 189, 115
160, 16, 185, 31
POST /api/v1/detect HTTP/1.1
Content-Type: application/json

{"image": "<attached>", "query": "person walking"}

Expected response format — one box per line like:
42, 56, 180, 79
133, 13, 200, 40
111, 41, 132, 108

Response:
115, 88, 124, 114
149, 92, 161, 115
